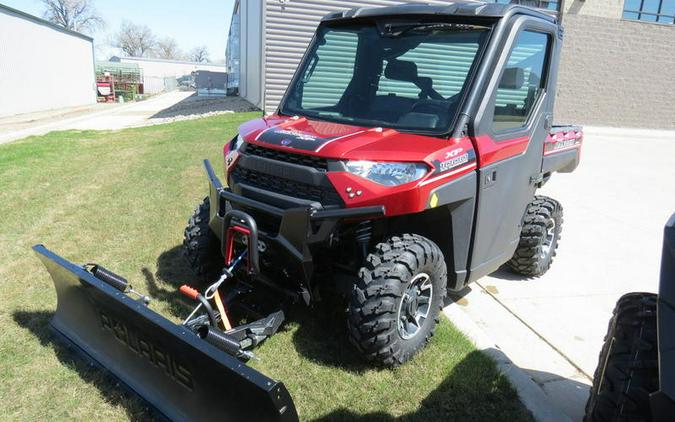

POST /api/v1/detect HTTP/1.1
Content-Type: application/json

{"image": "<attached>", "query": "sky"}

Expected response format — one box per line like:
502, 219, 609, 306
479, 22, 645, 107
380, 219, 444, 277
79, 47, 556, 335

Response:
2, 0, 236, 62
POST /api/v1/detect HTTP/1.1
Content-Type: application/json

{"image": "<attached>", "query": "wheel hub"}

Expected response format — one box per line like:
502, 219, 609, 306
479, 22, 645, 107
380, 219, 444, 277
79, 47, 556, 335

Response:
397, 273, 433, 340
540, 219, 556, 259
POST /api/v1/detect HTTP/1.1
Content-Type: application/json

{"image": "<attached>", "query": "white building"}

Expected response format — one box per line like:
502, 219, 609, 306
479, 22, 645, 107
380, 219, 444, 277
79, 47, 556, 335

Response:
110, 56, 227, 94
0, 4, 96, 118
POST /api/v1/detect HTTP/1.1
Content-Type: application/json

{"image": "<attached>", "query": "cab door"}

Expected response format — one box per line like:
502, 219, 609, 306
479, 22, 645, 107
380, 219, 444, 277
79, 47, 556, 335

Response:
467, 16, 561, 282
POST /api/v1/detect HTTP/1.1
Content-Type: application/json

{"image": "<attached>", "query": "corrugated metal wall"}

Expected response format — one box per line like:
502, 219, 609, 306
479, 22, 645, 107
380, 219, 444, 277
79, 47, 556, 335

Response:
263, 0, 453, 113
240, 0, 264, 108
0, 6, 95, 118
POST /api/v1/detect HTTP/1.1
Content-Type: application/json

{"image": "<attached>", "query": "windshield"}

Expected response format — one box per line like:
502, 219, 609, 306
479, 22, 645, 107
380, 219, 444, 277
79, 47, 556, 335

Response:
280, 22, 491, 134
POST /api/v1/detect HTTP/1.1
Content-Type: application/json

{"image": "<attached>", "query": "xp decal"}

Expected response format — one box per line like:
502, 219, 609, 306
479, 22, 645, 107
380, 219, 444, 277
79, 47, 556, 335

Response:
433, 149, 477, 174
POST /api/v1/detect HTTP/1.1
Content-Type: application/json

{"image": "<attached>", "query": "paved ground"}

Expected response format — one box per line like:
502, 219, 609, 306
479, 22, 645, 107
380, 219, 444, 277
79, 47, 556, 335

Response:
0, 91, 258, 144
445, 126, 675, 421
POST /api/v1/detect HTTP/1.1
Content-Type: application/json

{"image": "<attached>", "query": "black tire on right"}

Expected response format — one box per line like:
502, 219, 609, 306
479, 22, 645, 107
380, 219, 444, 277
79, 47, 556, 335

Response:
584, 293, 659, 422
183, 196, 223, 281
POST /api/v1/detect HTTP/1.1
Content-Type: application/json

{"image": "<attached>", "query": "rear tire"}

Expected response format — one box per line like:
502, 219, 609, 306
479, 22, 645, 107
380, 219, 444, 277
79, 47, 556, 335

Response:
183, 197, 222, 281
584, 293, 658, 422
508, 195, 562, 277
348, 234, 447, 366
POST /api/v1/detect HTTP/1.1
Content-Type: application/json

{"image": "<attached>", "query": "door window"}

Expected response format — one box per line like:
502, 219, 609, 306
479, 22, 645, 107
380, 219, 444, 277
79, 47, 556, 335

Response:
492, 31, 549, 132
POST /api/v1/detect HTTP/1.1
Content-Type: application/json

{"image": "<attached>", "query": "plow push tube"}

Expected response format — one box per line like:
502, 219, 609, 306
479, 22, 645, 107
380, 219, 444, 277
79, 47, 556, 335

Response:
33, 245, 298, 422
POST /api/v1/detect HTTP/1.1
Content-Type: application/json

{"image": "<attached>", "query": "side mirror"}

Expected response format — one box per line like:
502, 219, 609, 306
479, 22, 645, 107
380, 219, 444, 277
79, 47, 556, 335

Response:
499, 67, 525, 90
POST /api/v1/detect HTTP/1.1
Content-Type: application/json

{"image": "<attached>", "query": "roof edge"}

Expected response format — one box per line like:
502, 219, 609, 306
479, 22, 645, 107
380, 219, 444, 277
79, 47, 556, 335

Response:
321, 1, 556, 24
0, 2, 93, 42
110, 56, 227, 67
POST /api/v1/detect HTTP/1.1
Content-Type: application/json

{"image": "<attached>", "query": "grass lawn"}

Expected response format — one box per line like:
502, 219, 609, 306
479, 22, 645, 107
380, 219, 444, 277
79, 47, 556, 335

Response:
0, 113, 531, 421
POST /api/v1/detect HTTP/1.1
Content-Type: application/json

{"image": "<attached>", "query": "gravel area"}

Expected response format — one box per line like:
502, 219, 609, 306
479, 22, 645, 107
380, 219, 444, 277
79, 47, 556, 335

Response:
139, 94, 259, 127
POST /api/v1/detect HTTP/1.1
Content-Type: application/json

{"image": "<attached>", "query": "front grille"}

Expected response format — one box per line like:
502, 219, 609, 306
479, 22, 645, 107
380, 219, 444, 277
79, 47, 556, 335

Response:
244, 143, 328, 171
231, 167, 342, 206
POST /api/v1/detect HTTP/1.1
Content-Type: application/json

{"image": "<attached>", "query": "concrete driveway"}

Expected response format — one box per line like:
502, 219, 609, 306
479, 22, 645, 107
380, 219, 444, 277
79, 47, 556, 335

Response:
0, 91, 194, 144
445, 126, 675, 420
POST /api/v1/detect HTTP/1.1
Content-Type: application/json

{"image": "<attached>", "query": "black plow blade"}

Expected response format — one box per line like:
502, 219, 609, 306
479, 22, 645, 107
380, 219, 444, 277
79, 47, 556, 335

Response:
33, 245, 298, 422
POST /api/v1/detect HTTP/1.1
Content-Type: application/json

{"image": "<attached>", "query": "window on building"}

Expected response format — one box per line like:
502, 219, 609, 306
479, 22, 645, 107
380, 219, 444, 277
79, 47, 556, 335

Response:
623, 0, 675, 24
492, 31, 550, 132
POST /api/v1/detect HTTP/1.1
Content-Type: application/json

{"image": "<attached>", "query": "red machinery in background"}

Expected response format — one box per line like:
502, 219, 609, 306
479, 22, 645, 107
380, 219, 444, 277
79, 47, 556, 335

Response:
96, 73, 116, 103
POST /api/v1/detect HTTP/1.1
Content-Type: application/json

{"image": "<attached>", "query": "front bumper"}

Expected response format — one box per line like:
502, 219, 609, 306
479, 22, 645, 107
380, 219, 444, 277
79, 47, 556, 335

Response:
204, 160, 384, 284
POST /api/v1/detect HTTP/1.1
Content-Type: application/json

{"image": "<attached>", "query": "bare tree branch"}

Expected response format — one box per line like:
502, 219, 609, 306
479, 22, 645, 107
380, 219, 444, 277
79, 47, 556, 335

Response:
189, 45, 210, 63
155, 37, 184, 60
113, 20, 156, 57
41, 0, 104, 33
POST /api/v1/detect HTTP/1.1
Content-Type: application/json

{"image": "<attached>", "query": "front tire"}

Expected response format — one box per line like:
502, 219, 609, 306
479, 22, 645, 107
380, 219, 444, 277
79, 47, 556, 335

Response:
348, 234, 447, 366
183, 197, 222, 281
584, 293, 658, 422
508, 195, 563, 277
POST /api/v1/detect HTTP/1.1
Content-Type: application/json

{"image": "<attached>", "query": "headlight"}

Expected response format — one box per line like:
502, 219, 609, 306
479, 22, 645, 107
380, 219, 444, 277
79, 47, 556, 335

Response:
226, 134, 245, 168
230, 134, 245, 151
345, 161, 429, 186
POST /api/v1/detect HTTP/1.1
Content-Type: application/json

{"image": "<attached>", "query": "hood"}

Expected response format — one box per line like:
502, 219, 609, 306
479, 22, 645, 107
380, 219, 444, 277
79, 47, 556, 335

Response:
238, 115, 456, 163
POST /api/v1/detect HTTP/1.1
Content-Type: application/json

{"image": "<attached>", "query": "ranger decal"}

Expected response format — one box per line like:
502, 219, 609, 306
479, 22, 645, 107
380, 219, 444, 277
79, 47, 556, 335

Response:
432, 149, 477, 175
257, 127, 337, 151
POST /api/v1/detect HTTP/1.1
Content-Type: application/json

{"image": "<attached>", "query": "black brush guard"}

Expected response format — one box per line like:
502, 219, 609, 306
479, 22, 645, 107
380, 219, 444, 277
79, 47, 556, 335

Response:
33, 245, 298, 422
204, 159, 385, 291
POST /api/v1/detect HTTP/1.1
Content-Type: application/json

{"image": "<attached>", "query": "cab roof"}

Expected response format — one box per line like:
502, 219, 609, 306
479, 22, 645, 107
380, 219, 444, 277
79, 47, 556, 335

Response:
321, 1, 558, 24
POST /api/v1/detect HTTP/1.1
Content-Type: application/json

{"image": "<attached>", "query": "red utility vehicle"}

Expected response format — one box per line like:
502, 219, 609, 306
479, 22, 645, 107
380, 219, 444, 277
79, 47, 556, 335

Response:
187, 1, 583, 367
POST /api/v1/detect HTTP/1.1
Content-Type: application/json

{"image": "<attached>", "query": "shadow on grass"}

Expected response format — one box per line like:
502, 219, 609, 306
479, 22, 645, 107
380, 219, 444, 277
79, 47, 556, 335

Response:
139, 245, 207, 321
12, 310, 161, 421
312, 349, 536, 422
289, 304, 374, 374
154, 245, 204, 289
151, 244, 372, 373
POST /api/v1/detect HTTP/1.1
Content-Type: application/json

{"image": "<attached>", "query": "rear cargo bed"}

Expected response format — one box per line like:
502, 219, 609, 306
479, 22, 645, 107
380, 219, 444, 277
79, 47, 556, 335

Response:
542, 125, 583, 174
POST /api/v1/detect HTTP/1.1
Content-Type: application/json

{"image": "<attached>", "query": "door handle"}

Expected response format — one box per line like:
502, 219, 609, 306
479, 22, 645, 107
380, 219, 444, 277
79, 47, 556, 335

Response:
483, 169, 497, 188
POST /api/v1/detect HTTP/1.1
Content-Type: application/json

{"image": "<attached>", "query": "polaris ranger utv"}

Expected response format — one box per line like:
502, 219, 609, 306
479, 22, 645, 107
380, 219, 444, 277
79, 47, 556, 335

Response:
34, 2, 582, 420
186, 1, 582, 366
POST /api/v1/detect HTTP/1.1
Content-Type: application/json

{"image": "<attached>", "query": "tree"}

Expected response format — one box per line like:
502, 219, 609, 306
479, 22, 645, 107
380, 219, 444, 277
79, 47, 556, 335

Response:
155, 37, 183, 60
189, 45, 210, 63
113, 20, 156, 57
41, 0, 104, 33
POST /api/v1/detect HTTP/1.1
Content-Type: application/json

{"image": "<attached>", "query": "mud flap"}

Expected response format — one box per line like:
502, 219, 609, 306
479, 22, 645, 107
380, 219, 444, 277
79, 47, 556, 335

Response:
33, 245, 298, 422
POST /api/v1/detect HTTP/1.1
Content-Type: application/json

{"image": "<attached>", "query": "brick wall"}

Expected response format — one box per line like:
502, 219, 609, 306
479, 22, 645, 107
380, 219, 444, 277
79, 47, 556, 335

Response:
564, 0, 623, 19
554, 14, 675, 129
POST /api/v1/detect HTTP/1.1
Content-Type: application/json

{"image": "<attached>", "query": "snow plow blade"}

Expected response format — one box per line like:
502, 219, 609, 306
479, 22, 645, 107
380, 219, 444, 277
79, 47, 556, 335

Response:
33, 245, 298, 422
